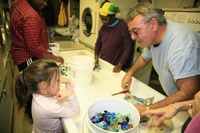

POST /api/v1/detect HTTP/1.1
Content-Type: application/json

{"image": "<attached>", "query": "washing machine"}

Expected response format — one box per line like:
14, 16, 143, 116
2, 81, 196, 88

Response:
79, 0, 138, 49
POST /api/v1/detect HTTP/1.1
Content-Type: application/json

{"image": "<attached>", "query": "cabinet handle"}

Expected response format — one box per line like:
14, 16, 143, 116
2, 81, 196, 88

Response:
2, 90, 7, 100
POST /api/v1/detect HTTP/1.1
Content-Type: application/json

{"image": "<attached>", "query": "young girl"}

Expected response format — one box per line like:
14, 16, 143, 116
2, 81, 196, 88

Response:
15, 59, 80, 133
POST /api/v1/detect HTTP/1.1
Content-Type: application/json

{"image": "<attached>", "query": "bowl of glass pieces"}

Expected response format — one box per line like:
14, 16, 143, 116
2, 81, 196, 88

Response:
87, 98, 140, 133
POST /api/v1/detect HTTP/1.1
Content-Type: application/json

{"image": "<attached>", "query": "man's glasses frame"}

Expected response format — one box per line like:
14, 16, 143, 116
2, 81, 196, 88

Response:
129, 18, 152, 37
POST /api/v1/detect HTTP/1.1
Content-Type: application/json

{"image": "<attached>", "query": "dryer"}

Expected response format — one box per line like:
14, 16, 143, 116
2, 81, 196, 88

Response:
79, 0, 138, 49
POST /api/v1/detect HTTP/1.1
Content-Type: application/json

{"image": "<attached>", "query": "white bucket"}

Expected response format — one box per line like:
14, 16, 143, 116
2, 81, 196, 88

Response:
68, 56, 94, 87
87, 98, 140, 133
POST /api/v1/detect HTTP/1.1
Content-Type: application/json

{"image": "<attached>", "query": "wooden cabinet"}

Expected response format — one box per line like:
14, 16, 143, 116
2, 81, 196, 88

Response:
0, 30, 14, 133
0, 65, 14, 133
0, 1, 14, 133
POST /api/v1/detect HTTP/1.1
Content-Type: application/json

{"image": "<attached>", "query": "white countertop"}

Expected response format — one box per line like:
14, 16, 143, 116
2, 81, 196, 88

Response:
59, 50, 188, 133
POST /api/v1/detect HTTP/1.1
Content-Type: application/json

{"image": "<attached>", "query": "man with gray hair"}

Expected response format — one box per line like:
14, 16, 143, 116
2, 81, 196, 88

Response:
121, 3, 200, 121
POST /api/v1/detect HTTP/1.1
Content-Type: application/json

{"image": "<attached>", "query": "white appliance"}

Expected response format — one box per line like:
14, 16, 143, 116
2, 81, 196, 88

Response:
163, 8, 200, 31
79, 0, 138, 49
139, 0, 195, 9
152, 0, 195, 9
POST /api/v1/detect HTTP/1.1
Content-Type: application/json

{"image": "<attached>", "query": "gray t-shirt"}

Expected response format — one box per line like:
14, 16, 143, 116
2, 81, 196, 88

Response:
142, 20, 200, 95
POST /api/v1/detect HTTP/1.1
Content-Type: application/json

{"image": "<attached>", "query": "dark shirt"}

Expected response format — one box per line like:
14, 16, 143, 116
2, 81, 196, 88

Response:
95, 19, 133, 70
10, 0, 50, 65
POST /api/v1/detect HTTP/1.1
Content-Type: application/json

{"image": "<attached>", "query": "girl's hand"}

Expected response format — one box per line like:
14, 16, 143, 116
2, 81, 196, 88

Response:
142, 105, 178, 128
60, 76, 71, 84
60, 76, 75, 88
56, 89, 74, 102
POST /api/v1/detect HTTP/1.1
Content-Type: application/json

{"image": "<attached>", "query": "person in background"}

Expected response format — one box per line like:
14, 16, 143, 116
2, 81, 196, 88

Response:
15, 59, 80, 133
10, 0, 64, 72
142, 91, 200, 133
94, 0, 133, 73
121, 2, 200, 122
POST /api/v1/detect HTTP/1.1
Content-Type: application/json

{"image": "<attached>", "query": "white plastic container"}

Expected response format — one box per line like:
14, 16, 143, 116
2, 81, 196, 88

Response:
49, 43, 60, 56
87, 98, 140, 133
68, 55, 94, 87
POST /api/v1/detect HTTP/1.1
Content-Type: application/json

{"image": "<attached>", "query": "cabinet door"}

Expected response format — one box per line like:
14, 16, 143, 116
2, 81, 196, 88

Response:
0, 69, 14, 133
0, 5, 9, 82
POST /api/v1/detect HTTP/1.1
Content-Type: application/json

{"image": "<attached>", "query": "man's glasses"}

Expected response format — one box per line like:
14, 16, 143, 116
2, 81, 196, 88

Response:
129, 28, 141, 37
129, 19, 151, 37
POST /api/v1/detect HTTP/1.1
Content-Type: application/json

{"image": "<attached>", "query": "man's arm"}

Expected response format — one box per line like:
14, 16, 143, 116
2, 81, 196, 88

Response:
136, 75, 200, 119
122, 55, 151, 89
149, 75, 200, 109
127, 55, 151, 76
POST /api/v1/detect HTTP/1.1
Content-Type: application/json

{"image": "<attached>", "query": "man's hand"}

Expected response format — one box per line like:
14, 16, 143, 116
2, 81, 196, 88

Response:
113, 63, 122, 73
56, 56, 64, 64
141, 104, 178, 128
121, 73, 132, 90
134, 103, 148, 120
56, 89, 74, 102
94, 55, 100, 69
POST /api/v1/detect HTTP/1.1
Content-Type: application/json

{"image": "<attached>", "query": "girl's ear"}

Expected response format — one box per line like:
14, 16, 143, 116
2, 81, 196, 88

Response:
38, 81, 48, 94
